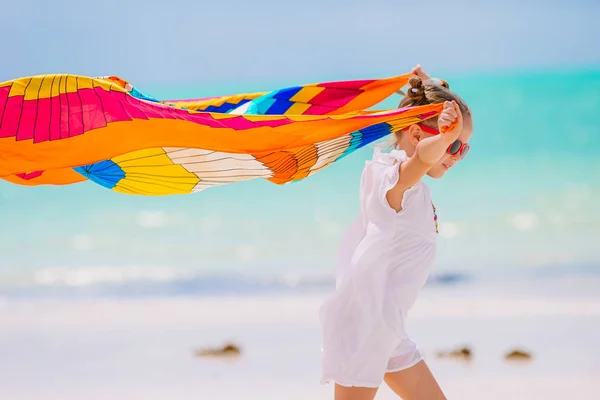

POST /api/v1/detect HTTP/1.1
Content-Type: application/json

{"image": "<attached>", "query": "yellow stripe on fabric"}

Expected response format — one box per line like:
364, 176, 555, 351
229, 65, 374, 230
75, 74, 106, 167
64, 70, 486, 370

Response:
37, 76, 54, 99
8, 77, 31, 97
290, 86, 325, 103
113, 175, 198, 195
77, 76, 94, 90
111, 148, 199, 196
50, 75, 62, 97
285, 103, 311, 115
66, 75, 78, 94
23, 76, 43, 100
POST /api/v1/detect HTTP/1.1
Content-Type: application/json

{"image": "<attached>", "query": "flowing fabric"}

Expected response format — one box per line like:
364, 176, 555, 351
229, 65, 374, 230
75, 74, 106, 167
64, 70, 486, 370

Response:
0, 72, 446, 195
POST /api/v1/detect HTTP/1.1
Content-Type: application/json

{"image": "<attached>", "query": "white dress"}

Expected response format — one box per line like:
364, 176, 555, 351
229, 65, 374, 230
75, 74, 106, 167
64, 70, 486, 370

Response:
319, 147, 439, 388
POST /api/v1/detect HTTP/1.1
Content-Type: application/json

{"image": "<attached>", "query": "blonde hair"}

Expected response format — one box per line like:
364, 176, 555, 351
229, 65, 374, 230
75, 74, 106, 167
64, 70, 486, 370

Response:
384, 75, 471, 149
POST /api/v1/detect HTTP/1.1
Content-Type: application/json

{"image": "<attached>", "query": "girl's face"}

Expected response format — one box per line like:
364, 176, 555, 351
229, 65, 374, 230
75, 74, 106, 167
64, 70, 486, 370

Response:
426, 115, 474, 179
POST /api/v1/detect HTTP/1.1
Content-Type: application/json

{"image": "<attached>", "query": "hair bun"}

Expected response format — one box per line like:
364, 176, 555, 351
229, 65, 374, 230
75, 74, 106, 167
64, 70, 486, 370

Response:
436, 78, 450, 89
407, 75, 425, 101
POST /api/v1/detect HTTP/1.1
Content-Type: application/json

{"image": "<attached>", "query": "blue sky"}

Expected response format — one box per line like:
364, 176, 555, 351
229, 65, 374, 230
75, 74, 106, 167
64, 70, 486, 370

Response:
1, 0, 599, 85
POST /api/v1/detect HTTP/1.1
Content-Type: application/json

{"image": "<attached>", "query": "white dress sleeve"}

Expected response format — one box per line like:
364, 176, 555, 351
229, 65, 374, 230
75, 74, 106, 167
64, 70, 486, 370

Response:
361, 148, 411, 225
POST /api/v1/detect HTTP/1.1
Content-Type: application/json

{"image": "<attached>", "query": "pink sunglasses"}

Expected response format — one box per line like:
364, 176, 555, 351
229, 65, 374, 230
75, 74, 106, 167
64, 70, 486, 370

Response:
417, 123, 470, 159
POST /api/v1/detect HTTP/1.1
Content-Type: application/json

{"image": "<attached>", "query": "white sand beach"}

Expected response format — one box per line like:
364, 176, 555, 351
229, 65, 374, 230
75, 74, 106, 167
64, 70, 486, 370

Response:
1, 283, 599, 400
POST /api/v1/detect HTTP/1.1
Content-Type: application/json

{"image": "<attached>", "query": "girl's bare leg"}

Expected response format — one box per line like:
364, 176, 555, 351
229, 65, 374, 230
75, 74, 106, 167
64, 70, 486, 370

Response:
384, 360, 447, 400
334, 384, 379, 400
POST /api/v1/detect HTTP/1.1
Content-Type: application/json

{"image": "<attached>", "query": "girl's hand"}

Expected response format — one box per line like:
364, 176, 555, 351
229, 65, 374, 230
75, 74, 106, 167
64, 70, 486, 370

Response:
437, 100, 463, 140
411, 64, 431, 81
411, 64, 449, 88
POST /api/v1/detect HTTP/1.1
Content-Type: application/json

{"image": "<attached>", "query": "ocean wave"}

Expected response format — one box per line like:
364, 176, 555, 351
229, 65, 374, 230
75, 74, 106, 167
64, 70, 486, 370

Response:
0, 265, 471, 299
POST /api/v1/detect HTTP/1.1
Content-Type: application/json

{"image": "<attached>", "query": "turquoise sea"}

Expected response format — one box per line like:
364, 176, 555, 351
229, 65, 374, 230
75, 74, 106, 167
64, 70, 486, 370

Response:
0, 69, 599, 298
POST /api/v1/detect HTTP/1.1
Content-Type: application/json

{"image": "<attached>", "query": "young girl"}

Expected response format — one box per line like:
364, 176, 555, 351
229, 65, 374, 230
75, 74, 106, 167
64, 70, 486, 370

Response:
319, 65, 473, 400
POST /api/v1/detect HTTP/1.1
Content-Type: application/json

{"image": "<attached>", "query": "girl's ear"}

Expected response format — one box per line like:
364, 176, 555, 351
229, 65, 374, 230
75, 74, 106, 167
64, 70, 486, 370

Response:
407, 124, 423, 147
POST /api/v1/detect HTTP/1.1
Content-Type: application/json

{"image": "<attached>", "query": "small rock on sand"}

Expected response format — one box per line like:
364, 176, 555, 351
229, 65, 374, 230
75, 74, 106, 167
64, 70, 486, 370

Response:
194, 343, 242, 358
505, 349, 532, 361
436, 346, 472, 360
